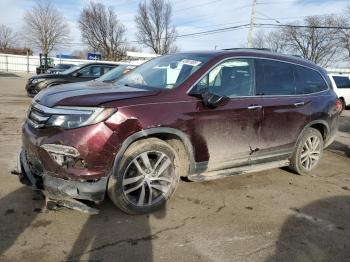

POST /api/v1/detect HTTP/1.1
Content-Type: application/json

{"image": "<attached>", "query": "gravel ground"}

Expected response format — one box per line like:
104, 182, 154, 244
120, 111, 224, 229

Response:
0, 76, 349, 262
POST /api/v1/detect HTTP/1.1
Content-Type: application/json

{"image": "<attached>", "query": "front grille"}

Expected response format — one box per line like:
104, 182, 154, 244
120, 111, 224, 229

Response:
27, 103, 51, 128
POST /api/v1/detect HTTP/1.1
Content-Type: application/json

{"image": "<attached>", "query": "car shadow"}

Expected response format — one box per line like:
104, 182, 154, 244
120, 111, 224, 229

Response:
65, 199, 166, 262
339, 115, 350, 133
265, 196, 350, 262
0, 187, 44, 256
328, 141, 350, 158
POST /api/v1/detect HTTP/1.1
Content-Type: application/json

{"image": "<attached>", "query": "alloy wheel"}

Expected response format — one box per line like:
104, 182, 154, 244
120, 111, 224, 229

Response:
300, 135, 322, 170
122, 151, 175, 207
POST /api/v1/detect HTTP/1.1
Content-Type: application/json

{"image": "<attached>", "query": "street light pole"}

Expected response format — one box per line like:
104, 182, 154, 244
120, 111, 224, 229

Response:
247, 0, 257, 48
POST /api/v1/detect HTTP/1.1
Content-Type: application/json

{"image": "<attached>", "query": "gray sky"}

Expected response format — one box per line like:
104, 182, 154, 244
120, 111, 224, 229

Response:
1, 0, 349, 54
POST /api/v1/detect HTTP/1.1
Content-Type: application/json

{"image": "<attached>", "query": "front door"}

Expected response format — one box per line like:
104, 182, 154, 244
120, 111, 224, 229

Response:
190, 58, 263, 172
72, 65, 103, 82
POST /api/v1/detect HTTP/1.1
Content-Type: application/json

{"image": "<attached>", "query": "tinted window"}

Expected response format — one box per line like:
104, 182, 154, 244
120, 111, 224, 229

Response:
79, 65, 101, 77
195, 58, 254, 97
103, 66, 116, 74
333, 76, 350, 89
255, 59, 296, 95
295, 66, 328, 94
98, 65, 136, 82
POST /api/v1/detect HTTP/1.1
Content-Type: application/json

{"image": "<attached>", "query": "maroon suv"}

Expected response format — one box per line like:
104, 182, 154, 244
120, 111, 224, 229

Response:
16, 49, 342, 214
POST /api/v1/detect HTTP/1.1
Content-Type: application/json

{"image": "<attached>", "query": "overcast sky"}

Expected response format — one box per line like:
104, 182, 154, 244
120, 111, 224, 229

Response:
1, 0, 349, 54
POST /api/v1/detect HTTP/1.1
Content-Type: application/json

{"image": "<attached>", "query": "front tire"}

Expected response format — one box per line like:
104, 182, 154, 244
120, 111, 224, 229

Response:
289, 128, 324, 176
108, 138, 180, 214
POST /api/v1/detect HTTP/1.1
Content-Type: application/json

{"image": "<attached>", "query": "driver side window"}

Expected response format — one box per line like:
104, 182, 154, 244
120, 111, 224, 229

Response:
196, 58, 254, 98
78, 65, 101, 77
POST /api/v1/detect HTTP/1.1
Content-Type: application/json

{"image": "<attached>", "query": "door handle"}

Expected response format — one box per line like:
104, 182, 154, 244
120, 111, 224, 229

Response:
248, 105, 262, 110
294, 102, 305, 107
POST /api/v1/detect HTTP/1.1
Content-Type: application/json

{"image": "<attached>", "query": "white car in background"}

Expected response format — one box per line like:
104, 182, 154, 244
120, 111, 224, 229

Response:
328, 74, 350, 109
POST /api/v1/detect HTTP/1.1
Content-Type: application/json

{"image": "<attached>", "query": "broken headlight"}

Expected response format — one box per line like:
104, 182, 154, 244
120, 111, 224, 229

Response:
46, 107, 116, 129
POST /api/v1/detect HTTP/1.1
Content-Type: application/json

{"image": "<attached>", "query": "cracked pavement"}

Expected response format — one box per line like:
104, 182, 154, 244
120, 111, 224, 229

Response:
0, 76, 349, 262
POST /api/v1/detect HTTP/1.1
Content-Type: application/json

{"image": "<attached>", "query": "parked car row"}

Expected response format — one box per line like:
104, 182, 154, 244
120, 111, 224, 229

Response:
46, 63, 75, 74
16, 49, 342, 215
25, 62, 135, 97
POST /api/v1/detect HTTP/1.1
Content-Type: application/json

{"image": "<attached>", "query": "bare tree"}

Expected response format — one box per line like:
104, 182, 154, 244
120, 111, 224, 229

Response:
79, 2, 126, 61
282, 15, 339, 66
336, 6, 350, 60
0, 24, 16, 49
135, 0, 177, 54
23, 0, 69, 54
253, 30, 286, 53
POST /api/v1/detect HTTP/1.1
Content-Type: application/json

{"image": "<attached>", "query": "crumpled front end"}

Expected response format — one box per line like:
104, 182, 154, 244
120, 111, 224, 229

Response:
16, 148, 108, 202
15, 114, 122, 202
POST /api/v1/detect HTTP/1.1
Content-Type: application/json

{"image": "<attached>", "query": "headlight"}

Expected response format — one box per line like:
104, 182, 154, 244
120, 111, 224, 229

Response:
31, 78, 45, 84
46, 107, 116, 129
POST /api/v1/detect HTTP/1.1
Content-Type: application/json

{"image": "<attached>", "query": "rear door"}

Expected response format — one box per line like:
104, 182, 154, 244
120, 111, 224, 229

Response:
255, 59, 312, 163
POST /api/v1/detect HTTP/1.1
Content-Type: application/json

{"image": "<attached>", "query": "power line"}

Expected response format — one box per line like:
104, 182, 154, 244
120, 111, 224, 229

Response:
120, 2, 252, 24
256, 11, 280, 23
67, 22, 350, 47
67, 24, 251, 46
254, 23, 350, 30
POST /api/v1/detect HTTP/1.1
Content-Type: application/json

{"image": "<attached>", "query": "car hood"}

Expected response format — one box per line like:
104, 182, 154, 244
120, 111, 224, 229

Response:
30, 73, 67, 80
34, 82, 160, 107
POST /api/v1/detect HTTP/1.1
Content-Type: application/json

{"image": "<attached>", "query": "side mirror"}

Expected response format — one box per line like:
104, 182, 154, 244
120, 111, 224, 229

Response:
73, 72, 82, 77
201, 90, 229, 108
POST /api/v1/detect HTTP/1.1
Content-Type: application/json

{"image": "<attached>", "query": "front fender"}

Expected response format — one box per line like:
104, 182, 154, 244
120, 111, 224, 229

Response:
110, 127, 195, 177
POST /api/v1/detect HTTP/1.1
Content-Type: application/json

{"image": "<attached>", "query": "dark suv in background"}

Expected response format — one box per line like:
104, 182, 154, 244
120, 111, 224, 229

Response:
16, 49, 342, 214
25, 62, 118, 97
46, 63, 75, 74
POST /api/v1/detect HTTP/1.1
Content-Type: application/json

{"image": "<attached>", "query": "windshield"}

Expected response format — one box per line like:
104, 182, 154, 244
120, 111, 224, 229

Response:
97, 65, 135, 82
116, 53, 211, 89
61, 64, 83, 75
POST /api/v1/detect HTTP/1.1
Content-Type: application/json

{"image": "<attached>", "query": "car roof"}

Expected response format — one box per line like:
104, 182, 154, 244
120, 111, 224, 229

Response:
176, 49, 322, 71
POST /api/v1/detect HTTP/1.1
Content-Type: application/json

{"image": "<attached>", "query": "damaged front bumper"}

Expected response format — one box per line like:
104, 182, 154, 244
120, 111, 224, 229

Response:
15, 148, 108, 202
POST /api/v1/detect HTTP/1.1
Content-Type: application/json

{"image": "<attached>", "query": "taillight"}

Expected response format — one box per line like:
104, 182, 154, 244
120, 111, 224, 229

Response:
335, 99, 343, 113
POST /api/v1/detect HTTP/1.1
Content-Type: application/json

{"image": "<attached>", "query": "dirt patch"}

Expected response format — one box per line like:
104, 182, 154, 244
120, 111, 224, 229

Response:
32, 220, 52, 228
0, 72, 20, 78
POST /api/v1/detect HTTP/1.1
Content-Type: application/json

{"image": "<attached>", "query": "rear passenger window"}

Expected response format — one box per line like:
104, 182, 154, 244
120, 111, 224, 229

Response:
255, 59, 296, 95
295, 66, 328, 94
333, 76, 350, 89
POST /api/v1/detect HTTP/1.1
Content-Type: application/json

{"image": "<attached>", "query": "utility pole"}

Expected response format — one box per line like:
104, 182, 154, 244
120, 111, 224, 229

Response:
247, 0, 257, 48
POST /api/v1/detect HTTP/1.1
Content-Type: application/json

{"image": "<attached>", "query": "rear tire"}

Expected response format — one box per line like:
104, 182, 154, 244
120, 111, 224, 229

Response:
289, 128, 324, 176
108, 138, 180, 214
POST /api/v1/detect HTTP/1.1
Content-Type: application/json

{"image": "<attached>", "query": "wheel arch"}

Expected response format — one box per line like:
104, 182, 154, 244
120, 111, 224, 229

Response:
296, 120, 330, 147
111, 127, 195, 177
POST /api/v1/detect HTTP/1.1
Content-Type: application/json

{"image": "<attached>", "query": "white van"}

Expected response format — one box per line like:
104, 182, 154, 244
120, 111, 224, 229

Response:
328, 74, 350, 109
